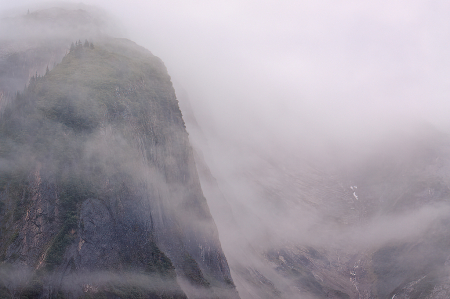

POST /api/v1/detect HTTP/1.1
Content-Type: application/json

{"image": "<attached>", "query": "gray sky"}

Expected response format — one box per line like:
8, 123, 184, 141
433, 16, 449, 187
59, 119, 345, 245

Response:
2, 0, 450, 165
2, 1, 450, 143
107, 1, 450, 149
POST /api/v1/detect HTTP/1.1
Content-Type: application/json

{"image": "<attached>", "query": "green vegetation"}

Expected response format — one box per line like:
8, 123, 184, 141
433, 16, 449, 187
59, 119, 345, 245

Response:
0, 169, 31, 222
0, 37, 187, 297
44, 227, 75, 270
45, 179, 96, 270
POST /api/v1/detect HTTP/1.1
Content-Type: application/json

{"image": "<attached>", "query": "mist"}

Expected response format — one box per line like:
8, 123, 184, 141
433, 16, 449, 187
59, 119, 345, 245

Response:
4, 1, 450, 153
77, 0, 450, 197
2, 1, 450, 298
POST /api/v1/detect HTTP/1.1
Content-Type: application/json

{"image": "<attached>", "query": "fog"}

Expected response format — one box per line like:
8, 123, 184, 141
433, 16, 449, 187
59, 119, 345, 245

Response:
4, 1, 450, 156
72, 1, 450, 187
5, 1, 450, 132
3, 0, 450, 297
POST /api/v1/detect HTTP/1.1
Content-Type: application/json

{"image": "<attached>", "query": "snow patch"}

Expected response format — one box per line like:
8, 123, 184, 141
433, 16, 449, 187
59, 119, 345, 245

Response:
350, 186, 358, 200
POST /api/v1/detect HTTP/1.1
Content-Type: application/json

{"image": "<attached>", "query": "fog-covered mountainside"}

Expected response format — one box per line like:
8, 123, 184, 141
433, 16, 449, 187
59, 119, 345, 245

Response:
0, 5, 121, 99
3, 4, 450, 299
182, 98, 450, 298
0, 7, 237, 299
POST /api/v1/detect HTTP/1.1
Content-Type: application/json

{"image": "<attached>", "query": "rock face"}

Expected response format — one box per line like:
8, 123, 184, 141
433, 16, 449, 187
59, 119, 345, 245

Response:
0, 8, 237, 299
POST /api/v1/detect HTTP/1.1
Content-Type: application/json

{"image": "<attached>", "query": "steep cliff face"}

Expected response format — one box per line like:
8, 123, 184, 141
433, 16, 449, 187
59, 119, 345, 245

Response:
0, 8, 237, 299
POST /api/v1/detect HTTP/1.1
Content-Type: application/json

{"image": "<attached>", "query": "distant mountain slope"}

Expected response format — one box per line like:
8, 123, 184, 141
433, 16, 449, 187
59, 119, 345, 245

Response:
180, 79, 450, 298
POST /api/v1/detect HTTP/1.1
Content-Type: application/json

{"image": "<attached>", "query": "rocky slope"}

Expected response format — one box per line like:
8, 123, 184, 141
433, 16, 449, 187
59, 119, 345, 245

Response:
0, 7, 237, 299
180, 84, 450, 298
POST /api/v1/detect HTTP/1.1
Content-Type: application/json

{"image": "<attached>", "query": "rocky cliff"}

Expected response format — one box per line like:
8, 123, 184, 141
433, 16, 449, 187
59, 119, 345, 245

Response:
0, 7, 237, 299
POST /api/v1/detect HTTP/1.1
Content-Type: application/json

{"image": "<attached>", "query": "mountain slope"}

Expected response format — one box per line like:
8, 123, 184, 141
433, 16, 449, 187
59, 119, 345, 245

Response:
180, 81, 450, 298
0, 10, 238, 298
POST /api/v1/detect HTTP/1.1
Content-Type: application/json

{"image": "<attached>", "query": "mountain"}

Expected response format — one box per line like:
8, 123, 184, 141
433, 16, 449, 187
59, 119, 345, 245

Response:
3, 5, 450, 299
178, 76, 450, 298
182, 105, 450, 298
0, 7, 238, 299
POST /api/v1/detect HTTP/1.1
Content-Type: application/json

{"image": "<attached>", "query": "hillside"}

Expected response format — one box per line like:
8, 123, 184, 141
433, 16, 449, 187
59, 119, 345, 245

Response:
0, 33, 237, 298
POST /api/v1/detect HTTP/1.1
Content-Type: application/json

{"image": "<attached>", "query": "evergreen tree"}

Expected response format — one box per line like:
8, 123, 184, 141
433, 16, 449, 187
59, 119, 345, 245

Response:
45, 66, 49, 76
84, 40, 89, 48
89, 42, 94, 49
70, 42, 75, 52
